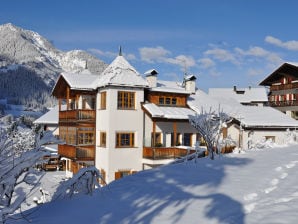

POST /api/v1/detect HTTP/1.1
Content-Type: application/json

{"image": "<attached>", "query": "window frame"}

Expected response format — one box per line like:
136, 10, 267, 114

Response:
116, 132, 135, 148
100, 91, 106, 110
100, 132, 106, 147
117, 91, 135, 110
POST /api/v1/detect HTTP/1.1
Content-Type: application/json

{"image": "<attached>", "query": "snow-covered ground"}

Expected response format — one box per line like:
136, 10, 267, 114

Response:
12, 144, 298, 224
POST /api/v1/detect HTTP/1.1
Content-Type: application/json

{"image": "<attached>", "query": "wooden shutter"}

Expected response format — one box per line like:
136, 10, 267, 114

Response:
115, 171, 121, 180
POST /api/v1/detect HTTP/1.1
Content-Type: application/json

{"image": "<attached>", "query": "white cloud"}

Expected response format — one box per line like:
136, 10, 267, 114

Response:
88, 48, 136, 61
265, 36, 298, 51
165, 55, 196, 68
139, 46, 171, 63
198, 58, 215, 69
235, 46, 283, 65
204, 48, 239, 64
139, 46, 196, 71
88, 48, 117, 58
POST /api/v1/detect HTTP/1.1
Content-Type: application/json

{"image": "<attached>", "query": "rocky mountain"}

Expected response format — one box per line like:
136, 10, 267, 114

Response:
0, 23, 108, 110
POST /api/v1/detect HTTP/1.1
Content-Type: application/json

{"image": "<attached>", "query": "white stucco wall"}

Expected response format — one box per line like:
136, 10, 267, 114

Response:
95, 87, 145, 183
227, 124, 290, 150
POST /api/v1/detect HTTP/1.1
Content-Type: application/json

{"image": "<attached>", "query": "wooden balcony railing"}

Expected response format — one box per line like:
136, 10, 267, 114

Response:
269, 100, 298, 107
143, 147, 196, 160
59, 110, 95, 122
58, 144, 95, 161
270, 82, 298, 91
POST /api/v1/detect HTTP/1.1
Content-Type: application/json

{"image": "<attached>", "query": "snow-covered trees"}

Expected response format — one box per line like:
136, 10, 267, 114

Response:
0, 129, 48, 223
53, 166, 103, 200
189, 108, 230, 160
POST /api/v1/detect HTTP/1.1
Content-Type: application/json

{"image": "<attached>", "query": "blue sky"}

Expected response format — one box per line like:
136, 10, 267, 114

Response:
1, 0, 298, 91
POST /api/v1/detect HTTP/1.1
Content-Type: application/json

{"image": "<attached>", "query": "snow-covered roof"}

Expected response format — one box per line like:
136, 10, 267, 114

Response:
61, 72, 99, 90
208, 87, 268, 103
150, 80, 190, 94
143, 103, 195, 119
34, 105, 66, 125
93, 55, 148, 88
188, 89, 298, 128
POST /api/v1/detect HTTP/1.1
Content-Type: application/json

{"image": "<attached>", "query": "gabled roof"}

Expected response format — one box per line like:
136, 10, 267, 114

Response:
62, 72, 99, 90
259, 63, 298, 86
188, 89, 298, 128
34, 105, 66, 125
143, 103, 195, 120
208, 87, 268, 103
150, 80, 190, 94
93, 55, 148, 88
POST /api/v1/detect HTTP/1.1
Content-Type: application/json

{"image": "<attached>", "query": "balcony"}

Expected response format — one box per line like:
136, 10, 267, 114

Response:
58, 144, 95, 161
143, 147, 196, 160
269, 100, 298, 107
59, 110, 95, 123
270, 82, 298, 91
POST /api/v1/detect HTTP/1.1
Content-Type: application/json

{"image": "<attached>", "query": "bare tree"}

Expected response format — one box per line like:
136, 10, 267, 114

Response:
189, 108, 230, 160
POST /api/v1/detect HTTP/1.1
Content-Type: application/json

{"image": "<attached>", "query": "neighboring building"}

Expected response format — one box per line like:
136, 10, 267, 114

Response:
208, 86, 268, 106
259, 62, 298, 119
189, 89, 298, 150
33, 105, 61, 137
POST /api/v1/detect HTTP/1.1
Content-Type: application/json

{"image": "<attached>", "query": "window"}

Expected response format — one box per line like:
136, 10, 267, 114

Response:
101, 92, 106, 109
59, 126, 76, 145
158, 96, 177, 106
159, 97, 164, 105
117, 91, 135, 109
115, 170, 137, 180
116, 132, 135, 147
183, 133, 192, 146
100, 132, 106, 147
78, 127, 95, 145
151, 132, 162, 147
91, 98, 96, 110
265, 136, 275, 142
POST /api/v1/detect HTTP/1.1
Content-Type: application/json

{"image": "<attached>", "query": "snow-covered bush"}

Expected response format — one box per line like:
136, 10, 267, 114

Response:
0, 130, 48, 223
189, 108, 230, 160
53, 166, 104, 200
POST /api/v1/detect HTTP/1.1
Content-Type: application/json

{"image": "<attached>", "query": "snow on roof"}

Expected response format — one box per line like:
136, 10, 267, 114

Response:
208, 87, 268, 103
150, 80, 190, 94
143, 103, 195, 119
34, 105, 66, 124
188, 89, 298, 128
62, 72, 99, 90
93, 55, 148, 88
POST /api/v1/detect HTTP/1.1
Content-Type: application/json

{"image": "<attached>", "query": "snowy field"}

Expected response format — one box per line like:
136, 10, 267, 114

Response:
12, 144, 298, 224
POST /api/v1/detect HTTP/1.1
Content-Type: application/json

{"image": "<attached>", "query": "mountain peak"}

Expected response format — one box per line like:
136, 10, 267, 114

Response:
0, 23, 21, 32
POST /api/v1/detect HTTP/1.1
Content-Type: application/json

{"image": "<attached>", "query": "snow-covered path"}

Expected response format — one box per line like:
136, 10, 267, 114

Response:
13, 145, 298, 224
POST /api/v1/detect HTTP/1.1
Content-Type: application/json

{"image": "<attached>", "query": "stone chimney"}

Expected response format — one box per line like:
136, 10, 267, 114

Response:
145, 69, 158, 88
184, 74, 197, 94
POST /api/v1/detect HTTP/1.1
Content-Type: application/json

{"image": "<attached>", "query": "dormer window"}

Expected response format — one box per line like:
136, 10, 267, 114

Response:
158, 96, 177, 106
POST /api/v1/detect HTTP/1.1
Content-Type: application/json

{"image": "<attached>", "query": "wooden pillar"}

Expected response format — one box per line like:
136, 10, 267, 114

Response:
152, 121, 156, 147
58, 98, 62, 111
66, 86, 70, 110
173, 122, 177, 146
76, 94, 79, 109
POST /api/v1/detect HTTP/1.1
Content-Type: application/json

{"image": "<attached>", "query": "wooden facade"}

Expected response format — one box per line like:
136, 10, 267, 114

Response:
260, 63, 298, 110
146, 91, 188, 107
52, 76, 96, 174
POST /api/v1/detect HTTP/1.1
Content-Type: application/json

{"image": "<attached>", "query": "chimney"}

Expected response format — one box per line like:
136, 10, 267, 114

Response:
145, 69, 158, 88
233, 86, 237, 92
184, 74, 197, 94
